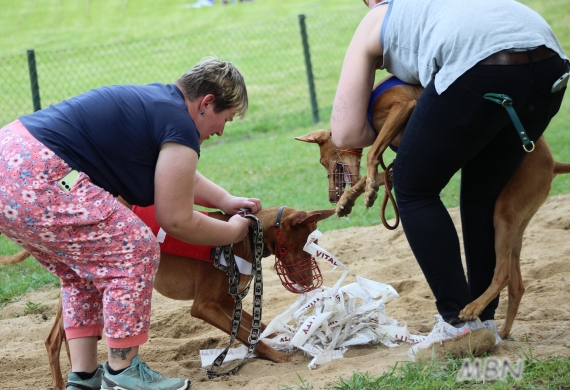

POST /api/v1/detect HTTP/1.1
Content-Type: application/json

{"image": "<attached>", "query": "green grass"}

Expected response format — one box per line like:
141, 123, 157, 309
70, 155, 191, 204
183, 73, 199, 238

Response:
1, 0, 569, 301
1, 2, 570, 386
0, 0, 366, 132
0, 238, 59, 305
280, 349, 570, 389
0, 0, 361, 55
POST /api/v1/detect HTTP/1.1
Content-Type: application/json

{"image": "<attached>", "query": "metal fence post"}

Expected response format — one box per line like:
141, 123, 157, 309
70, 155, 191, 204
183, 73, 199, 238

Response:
27, 49, 42, 112
298, 14, 319, 124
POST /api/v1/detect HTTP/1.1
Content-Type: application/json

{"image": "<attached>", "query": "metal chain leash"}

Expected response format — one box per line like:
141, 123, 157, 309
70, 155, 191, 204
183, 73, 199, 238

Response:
207, 211, 264, 378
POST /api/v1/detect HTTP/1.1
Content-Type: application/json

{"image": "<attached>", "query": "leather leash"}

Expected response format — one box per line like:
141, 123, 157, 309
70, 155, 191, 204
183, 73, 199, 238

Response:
380, 92, 533, 230
207, 211, 264, 378
380, 161, 400, 230
483, 93, 535, 152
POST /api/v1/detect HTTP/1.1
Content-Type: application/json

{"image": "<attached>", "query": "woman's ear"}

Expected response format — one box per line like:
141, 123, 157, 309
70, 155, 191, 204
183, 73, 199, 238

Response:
199, 94, 216, 111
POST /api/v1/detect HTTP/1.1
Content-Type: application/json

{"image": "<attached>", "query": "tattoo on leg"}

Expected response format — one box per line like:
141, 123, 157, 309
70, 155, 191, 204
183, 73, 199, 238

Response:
109, 348, 132, 360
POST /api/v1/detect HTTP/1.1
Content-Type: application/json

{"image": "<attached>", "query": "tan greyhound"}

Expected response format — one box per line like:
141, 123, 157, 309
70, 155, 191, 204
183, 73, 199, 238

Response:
296, 76, 570, 341
1, 205, 335, 389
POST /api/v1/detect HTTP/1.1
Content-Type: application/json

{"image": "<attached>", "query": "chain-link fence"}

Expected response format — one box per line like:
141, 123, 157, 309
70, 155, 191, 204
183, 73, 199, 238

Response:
0, 8, 365, 138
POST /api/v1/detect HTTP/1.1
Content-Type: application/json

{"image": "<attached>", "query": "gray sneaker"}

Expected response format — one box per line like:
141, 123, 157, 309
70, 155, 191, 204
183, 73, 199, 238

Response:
66, 364, 104, 390
102, 355, 190, 390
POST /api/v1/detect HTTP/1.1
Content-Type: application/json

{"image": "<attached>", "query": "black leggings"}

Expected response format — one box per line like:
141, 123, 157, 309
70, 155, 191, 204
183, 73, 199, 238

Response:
393, 55, 568, 322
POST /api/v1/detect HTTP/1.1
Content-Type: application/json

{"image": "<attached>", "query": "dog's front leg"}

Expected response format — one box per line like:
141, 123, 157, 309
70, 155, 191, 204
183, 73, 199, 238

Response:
336, 177, 367, 217
365, 100, 415, 208
217, 294, 294, 363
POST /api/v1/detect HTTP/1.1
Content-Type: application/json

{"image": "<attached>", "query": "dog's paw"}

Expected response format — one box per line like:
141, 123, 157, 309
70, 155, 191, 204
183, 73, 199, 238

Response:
336, 200, 354, 217
459, 304, 481, 321
364, 191, 378, 208
364, 179, 379, 208
336, 190, 358, 216
498, 328, 510, 340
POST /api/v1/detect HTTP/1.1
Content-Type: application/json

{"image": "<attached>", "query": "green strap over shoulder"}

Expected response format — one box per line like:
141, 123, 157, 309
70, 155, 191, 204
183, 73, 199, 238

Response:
483, 93, 535, 152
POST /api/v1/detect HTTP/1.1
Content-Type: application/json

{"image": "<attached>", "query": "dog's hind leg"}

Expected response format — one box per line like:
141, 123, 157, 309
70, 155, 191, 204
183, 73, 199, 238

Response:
499, 228, 526, 339
459, 218, 515, 321
493, 137, 552, 335
459, 193, 526, 322
460, 137, 553, 325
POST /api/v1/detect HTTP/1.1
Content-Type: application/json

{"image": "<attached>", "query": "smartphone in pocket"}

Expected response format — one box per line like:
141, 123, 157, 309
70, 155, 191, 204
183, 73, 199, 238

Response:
551, 72, 569, 93
58, 170, 79, 192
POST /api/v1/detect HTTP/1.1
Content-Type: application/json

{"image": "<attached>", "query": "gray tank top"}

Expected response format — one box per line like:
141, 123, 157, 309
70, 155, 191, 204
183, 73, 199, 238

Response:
377, 0, 567, 94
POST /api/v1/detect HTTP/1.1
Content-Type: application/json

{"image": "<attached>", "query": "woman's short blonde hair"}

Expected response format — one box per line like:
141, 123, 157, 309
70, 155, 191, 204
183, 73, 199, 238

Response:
177, 57, 248, 119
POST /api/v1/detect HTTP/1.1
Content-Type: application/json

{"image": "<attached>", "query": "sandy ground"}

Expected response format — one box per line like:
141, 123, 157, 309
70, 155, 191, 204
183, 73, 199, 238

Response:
1, 194, 570, 389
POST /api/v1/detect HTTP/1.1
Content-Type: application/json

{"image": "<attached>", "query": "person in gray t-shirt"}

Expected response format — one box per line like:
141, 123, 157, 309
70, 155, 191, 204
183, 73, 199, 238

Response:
331, 0, 568, 355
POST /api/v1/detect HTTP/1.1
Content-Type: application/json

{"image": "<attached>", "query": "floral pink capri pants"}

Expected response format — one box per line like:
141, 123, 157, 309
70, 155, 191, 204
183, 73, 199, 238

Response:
0, 120, 160, 348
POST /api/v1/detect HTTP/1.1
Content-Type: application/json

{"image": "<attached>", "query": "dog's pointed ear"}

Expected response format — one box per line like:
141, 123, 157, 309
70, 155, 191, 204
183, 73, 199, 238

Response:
311, 208, 336, 222
294, 129, 331, 144
284, 211, 316, 226
287, 209, 336, 226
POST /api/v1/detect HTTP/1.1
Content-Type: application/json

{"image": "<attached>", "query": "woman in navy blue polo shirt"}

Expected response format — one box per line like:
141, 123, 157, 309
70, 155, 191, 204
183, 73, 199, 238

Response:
0, 57, 260, 389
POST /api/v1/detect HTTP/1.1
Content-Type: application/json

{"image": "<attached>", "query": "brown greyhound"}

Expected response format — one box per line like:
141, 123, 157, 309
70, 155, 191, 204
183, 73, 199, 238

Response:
1, 205, 335, 390
296, 76, 570, 341
296, 76, 423, 215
